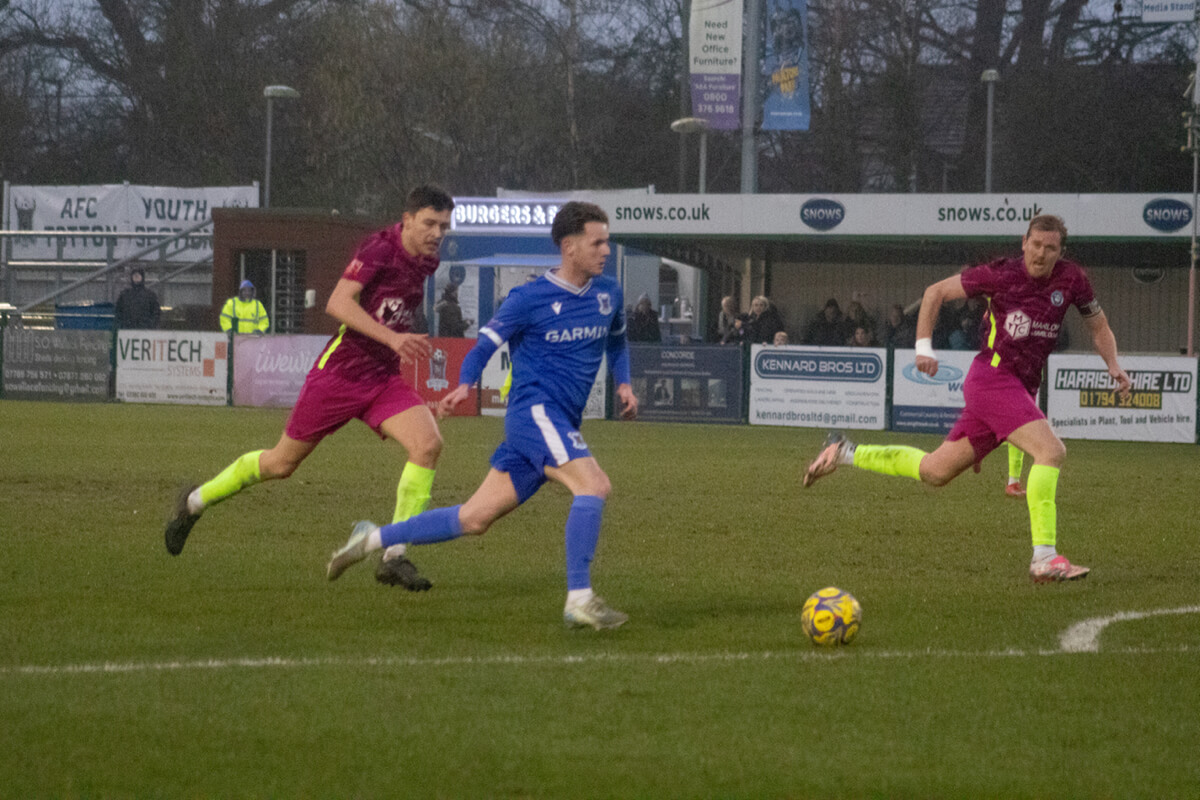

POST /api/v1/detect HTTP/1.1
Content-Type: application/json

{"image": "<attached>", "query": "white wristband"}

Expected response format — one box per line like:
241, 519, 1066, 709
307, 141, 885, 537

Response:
915, 337, 936, 359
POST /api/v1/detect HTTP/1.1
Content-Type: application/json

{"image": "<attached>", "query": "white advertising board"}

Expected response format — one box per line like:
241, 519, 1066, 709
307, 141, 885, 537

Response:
232, 334, 327, 408
749, 345, 886, 430
891, 349, 977, 433
115, 331, 229, 405
596, 192, 1194, 239
1047, 354, 1197, 443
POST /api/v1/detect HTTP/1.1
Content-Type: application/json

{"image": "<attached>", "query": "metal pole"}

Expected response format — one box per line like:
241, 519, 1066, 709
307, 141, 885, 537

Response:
1189, 113, 1197, 357
1190, 35, 1200, 357
740, 0, 762, 193
985, 79, 995, 193
699, 131, 708, 194
264, 97, 274, 209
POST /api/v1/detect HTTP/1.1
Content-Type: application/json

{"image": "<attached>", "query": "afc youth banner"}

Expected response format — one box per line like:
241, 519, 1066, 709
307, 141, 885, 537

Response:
1047, 354, 1197, 443
115, 331, 229, 405
4, 183, 257, 261
232, 334, 328, 408
762, 0, 811, 130
629, 343, 744, 424
749, 345, 887, 429
891, 349, 977, 433
688, 0, 743, 130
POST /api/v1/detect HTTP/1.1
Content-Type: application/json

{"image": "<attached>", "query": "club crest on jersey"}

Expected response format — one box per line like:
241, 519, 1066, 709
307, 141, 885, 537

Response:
552, 301, 563, 315
1050, 290, 1064, 307
1005, 310, 1032, 340
597, 293, 612, 315
568, 432, 587, 450
376, 298, 411, 328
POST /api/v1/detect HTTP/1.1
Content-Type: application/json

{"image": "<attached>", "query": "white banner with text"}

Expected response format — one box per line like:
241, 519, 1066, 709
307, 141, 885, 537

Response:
5, 183, 258, 260
1047, 354, 1197, 443
749, 345, 886, 429
115, 331, 229, 405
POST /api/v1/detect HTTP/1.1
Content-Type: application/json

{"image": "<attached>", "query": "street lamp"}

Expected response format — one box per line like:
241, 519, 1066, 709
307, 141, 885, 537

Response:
671, 117, 711, 193
263, 85, 300, 208
981, 70, 1000, 193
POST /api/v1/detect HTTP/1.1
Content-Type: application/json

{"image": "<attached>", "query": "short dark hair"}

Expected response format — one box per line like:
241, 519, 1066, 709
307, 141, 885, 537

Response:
551, 201, 608, 247
404, 184, 455, 215
1027, 214, 1067, 244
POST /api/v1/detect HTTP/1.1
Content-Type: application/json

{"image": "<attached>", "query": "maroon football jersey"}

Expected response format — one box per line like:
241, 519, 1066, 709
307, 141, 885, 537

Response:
315, 223, 439, 379
961, 256, 1097, 394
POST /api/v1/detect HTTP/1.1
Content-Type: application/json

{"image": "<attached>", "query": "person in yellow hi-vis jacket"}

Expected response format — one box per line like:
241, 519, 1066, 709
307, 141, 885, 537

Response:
220, 280, 270, 333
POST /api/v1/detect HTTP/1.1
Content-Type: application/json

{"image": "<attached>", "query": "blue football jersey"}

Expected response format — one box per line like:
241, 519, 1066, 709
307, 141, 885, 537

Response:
479, 269, 627, 423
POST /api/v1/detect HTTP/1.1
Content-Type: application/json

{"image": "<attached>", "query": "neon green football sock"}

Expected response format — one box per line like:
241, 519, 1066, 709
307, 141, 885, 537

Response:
393, 462, 436, 524
197, 450, 264, 507
1008, 443, 1025, 482
1026, 464, 1060, 547
852, 444, 925, 480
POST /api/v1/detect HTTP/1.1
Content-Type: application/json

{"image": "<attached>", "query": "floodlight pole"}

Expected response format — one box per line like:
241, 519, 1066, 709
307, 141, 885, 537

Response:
671, 117, 711, 193
263, 85, 300, 209
1189, 36, 1200, 357
981, 70, 1000, 193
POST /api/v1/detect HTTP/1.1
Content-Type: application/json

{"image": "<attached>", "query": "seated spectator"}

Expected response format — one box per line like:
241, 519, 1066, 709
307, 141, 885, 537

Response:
717, 295, 743, 344
949, 316, 975, 350
845, 300, 875, 339
803, 298, 846, 346
849, 325, 878, 347
881, 303, 917, 349
627, 294, 662, 342
773, 330, 790, 346
744, 295, 785, 344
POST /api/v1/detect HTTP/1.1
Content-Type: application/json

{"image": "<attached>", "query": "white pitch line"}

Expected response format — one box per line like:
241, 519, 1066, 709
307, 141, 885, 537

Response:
1059, 605, 1200, 653
2, 644, 1198, 678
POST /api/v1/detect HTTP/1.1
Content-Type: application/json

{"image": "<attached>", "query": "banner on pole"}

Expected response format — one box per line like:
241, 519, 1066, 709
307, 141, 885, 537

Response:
762, 0, 811, 130
688, 0, 744, 130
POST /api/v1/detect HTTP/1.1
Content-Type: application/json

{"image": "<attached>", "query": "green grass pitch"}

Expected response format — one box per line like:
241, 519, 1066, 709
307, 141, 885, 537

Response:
1, 399, 1197, 798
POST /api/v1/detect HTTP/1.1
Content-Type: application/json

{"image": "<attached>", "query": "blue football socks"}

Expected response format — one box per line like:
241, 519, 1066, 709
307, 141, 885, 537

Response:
565, 495, 605, 591
379, 505, 464, 548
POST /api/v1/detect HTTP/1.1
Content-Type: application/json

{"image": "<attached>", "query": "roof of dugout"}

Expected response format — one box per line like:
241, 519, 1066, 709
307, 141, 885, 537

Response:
450, 193, 1196, 270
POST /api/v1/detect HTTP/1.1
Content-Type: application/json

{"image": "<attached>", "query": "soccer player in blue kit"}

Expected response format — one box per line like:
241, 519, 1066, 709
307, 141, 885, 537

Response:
326, 201, 639, 629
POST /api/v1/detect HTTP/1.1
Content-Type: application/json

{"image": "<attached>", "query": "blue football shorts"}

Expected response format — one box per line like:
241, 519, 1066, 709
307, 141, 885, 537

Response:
490, 401, 591, 504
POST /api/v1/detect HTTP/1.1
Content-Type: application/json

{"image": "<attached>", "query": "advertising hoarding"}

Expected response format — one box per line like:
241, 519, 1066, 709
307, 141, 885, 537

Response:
749, 345, 887, 430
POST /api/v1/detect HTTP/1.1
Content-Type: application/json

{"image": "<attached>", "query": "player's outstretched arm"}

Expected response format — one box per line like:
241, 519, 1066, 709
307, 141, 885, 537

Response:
1083, 310, 1131, 398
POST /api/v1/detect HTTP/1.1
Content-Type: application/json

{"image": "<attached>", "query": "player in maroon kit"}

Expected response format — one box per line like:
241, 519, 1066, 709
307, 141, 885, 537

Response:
165, 185, 454, 591
803, 214, 1132, 583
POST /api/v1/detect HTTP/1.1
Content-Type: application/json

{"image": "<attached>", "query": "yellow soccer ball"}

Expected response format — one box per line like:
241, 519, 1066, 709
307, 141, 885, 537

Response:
801, 586, 862, 647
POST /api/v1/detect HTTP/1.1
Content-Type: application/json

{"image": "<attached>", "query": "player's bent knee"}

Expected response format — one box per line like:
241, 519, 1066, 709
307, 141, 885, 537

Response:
260, 453, 301, 480
410, 431, 444, 465
585, 473, 612, 500
458, 512, 492, 537
918, 462, 960, 487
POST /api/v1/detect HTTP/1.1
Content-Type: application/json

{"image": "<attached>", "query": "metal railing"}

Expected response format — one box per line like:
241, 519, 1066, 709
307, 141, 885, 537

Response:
1, 222, 214, 314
